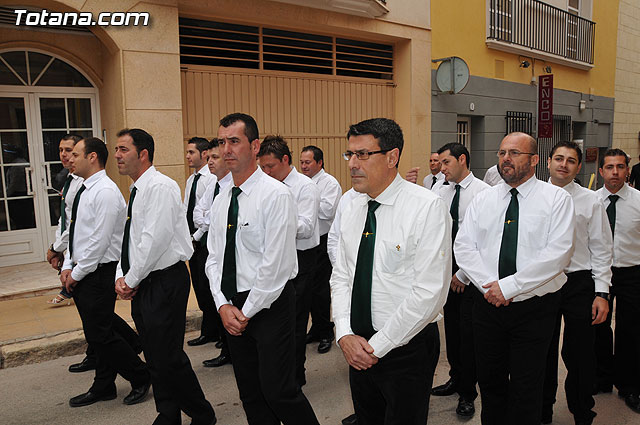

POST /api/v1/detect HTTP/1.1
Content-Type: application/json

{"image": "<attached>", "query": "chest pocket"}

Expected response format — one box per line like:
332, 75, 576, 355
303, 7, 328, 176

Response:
239, 226, 264, 253
378, 239, 406, 274
518, 215, 549, 249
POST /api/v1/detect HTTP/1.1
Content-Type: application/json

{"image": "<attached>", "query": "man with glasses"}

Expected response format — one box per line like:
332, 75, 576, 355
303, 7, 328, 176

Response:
331, 118, 451, 424
454, 132, 575, 425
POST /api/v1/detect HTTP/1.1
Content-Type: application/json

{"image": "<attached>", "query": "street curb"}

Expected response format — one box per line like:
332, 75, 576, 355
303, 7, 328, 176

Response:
0, 310, 202, 369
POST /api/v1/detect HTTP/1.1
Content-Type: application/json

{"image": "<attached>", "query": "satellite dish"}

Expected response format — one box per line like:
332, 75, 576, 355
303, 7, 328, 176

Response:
435, 56, 470, 94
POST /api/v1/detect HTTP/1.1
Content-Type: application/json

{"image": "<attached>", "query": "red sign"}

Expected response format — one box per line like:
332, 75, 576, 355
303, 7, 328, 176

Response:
538, 74, 553, 138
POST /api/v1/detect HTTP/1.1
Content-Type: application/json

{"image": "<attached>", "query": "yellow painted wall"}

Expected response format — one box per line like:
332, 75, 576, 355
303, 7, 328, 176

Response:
431, 0, 619, 98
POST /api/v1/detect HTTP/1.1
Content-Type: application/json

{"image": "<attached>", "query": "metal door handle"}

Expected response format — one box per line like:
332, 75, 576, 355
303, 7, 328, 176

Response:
25, 166, 34, 195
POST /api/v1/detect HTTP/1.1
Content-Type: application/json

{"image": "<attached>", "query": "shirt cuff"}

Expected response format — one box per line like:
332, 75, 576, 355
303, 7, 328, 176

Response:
193, 228, 205, 242
368, 331, 394, 358
455, 269, 471, 285
52, 240, 66, 253
241, 300, 258, 319
70, 268, 87, 283
212, 292, 230, 312
335, 317, 354, 344
498, 275, 519, 300
124, 273, 140, 289
594, 278, 610, 294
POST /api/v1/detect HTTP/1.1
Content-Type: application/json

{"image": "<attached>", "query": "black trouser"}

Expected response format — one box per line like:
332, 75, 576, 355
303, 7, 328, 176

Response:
350, 323, 440, 425
596, 265, 640, 395
290, 246, 319, 386
226, 282, 319, 425
307, 234, 335, 340
458, 284, 478, 401
85, 312, 143, 361
72, 262, 149, 395
189, 243, 220, 340
131, 262, 215, 425
473, 289, 561, 425
542, 270, 597, 423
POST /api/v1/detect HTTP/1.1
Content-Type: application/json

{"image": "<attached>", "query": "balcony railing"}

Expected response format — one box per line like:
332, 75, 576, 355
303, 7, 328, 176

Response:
488, 0, 595, 66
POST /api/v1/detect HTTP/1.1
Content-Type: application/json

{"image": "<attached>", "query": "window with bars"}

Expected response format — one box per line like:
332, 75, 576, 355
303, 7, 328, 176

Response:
179, 17, 393, 80
505, 111, 533, 135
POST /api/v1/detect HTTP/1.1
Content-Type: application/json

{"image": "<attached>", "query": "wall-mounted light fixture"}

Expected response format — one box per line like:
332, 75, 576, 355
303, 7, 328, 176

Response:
544, 66, 552, 73
520, 60, 530, 68
579, 100, 586, 111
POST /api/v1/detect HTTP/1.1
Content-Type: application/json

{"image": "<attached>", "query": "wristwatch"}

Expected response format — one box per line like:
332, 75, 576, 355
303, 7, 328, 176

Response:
595, 292, 610, 301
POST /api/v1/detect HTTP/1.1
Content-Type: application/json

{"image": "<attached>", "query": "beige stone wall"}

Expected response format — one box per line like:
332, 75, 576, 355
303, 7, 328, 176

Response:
613, 0, 640, 166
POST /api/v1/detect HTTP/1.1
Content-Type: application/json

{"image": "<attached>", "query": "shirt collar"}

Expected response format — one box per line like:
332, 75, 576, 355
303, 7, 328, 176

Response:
311, 169, 325, 182
283, 166, 297, 186
499, 174, 537, 199
457, 171, 475, 189
559, 180, 579, 196
219, 172, 232, 187
70, 172, 81, 180
237, 166, 262, 196
602, 183, 629, 200
361, 172, 403, 207
82, 169, 106, 190
195, 164, 210, 176
131, 165, 156, 193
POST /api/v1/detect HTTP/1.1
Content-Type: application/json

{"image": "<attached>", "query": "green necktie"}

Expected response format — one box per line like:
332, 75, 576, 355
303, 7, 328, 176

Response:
498, 188, 519, 279
200, 182, 220, 248
60, 175, 73, 233
351, 200, 380, 339
68, 184, 86, 258
432, 175, 437, 188
187, 173, 201, 234
606, 194, 619, 237
121, 187, 137, 275
450, 184, 461, 240
221, 187, 242, 300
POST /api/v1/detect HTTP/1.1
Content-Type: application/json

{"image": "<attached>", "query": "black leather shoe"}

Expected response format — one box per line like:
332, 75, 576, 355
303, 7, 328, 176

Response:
215, 340, 223, 349
342, 413, 357, 425
431, 378, 458, 396
317, 338, 333, 354
203, 354, 231, 367
456, 398, 475, 417
69, 390, 117, 407
624, 393, 640, 413
592, 383, 613, 395
187, 335, 216, 346
68, 356, 96, 373
123, 382, 151, 405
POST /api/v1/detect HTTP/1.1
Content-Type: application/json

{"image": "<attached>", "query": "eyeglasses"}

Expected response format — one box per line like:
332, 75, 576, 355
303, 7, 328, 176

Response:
342, 149, 391, 161
497, 150, 536, 158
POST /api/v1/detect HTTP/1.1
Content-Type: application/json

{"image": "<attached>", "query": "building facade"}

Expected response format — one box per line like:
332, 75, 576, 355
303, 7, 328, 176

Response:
430, 0, 619, 187
0, 0, 431, 267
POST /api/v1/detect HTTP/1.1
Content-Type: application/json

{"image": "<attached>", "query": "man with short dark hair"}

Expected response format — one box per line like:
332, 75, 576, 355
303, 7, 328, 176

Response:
60, 137, 150, 408
629, 154, 640, 189
184, 137, 217, 348
595, 148, 640, 414
430, 142, 489, 418
114, 128, 216, 425
258, 135, 321, 386
206, 113, 319, 425
542, 141, 612, 425
300, 145, 342, 354
331, 117, 451, 424
455, 132, 575, 425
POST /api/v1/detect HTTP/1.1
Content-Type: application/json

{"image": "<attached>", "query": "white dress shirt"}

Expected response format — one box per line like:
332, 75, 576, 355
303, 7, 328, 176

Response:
557, 181, 612, 293
310, 169, 342, 236
454, 176, 575, 301
206, 167, 298, 319
434, 172, 490, 284
53, 173, 84, 252
331, 173, 452, 358
192, 172, 232, 241
327, 188, 360, 267
283, 166, 320, 251
423, 171, 445, 190
62, 170, 125, 281
483, 165, 502, 186
116, 166, 194, 288
183, 164, 214, 213
597, 183, 640, 267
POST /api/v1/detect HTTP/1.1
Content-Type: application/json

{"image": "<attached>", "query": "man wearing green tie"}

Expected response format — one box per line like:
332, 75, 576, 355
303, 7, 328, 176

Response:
455, 132, 575, 425
595, 148, 640, 414
330, 118, 451, 424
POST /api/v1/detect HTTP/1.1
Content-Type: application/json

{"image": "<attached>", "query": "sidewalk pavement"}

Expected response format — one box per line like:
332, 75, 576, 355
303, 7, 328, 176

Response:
0, 288, 202, 369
